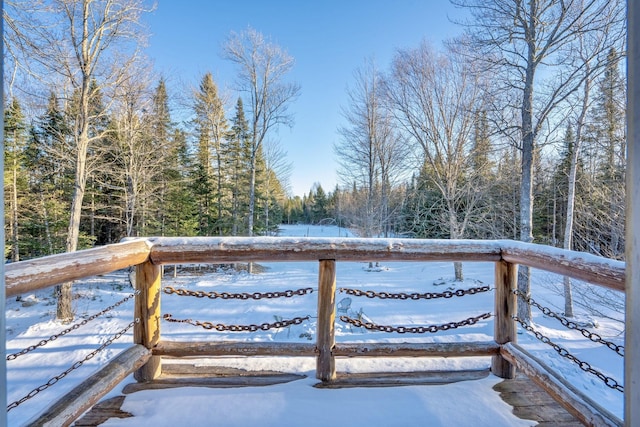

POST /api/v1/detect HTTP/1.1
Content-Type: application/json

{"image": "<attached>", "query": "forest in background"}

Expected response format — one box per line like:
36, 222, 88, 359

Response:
3, 0, 627, 267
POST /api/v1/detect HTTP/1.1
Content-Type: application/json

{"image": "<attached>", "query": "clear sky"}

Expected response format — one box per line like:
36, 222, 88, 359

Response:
142, 1, 466, 197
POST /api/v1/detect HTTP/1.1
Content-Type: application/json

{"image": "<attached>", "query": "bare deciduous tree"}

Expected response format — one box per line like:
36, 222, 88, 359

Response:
335, 59, 409, 241
385, 41, 485, 281
223, 27, 300, 239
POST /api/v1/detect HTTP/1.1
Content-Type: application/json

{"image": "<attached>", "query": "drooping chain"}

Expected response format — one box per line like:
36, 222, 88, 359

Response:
513, 289, 624, 357
7, 319, 139, 412
339, 285, 491, 300
163, 286, 314, 300
163, 313, 310, 332
513, 316, 623, 392
6, 291, 139, 361
340, 312, 492, 334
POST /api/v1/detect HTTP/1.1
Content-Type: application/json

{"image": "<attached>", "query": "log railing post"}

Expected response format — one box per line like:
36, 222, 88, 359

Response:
492, 259, 517, 379
316, 259, 337, 382
134, 260, 162, 382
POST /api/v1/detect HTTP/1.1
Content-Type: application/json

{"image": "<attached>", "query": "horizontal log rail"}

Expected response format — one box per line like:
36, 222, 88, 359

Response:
147, 236, 504, 263
153, 340, 500, 358
25, 345, 151, 427
4, 238, 625, 293
5, 239, 152, 297
4, 237, 626, 426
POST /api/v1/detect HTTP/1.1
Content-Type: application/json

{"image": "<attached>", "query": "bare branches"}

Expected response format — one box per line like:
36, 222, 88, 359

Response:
223, 26, 300, 236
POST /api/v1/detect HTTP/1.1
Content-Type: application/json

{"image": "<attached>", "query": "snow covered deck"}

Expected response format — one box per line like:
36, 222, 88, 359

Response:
5, 235, 625, 426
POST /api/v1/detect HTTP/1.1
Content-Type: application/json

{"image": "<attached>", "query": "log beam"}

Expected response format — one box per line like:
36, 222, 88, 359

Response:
316, 259, 337, 381
25, 345, 150, 427
134, 260, 162, 382
5, 239, 151, 297
492, 260, 517, 378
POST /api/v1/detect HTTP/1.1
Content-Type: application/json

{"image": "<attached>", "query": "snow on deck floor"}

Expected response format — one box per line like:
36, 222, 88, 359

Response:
99, 371, 534, 427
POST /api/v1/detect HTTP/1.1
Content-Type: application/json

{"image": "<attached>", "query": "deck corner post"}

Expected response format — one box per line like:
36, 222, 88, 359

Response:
134, 260, 162, 382
626, 0, 639, 423
492, 259, 517, 379
316, 259, 337, 382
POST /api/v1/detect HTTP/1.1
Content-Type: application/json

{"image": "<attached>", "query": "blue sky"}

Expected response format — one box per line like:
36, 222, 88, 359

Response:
142, 1, 466, 197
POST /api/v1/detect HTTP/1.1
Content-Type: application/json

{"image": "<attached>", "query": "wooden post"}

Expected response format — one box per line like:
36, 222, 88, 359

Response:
134, 260, 162, 382
316, 259, 337, 382
626, 1, 639, 423
492, 260, 517, 379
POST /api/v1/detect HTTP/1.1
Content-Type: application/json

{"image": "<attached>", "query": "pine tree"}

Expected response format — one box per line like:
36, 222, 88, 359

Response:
192, 73, 229, 235
225, 98, 252, 235
150, 78, 175, 236
312, 184, 329, 223
164, 129, 198, 236
4, 98, 28, 261
25, 92, 73, 256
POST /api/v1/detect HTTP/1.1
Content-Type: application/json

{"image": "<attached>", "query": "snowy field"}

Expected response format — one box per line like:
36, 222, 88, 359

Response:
6, 225, 625, 426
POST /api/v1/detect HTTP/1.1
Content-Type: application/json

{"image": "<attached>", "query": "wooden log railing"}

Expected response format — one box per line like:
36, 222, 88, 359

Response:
4, 237, 625, 427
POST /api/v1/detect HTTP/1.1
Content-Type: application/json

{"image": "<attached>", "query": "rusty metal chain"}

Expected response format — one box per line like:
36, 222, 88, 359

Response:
513, 316, 623, 393
514, 289, 624, 357
163, 286, 314, 300
339, 312, 492, 334
339, 285, 491, 300
6, 291, 139, 362
7, 319, 139, 412
163, 313, 310, 332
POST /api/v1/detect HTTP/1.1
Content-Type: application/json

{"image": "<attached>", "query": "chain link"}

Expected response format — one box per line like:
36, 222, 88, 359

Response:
163, 313, 310, 332
339, 285, 491, 300
6, 291, 139, 362
513, 316, 623, 393
513, 289, 624, 357
340, 312, 492, 334
163, 286, 314, 300
7, 319, 139, 412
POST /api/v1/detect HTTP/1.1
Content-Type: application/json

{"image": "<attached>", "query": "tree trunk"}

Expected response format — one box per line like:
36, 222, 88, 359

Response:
58, 66, 91, 322
40, 193, 53, 255
454, 262, 464, 282
11, 162, 19, 262
517, 20, 536, 323
247, 154, 257, 274
248, 153, 256, 236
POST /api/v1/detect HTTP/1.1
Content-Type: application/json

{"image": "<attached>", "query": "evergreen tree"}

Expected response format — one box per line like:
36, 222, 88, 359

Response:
225, 98, 252, 235
312, 184, 329, 223
150, 78, 175, 236
164, 129, 199, 236
4, 98, 28, 261
192, 73, 229, 235
25, 92, 73, 256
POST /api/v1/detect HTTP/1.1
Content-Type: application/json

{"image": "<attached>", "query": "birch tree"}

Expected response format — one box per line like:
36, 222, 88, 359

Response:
25, 0, 151, 321
223, 27, 300, 237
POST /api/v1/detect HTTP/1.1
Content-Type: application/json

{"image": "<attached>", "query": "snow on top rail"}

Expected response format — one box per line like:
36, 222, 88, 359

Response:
4, 237, 625, 297
146, 237, 503, 263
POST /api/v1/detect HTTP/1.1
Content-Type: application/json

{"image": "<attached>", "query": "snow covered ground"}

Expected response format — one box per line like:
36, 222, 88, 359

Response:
5, 225, 625, 426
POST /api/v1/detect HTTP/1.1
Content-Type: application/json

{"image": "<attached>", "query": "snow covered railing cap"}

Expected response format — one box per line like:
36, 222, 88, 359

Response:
146, 236, 504, 264
500, 240, 625, 292
5, 239, 152, 297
